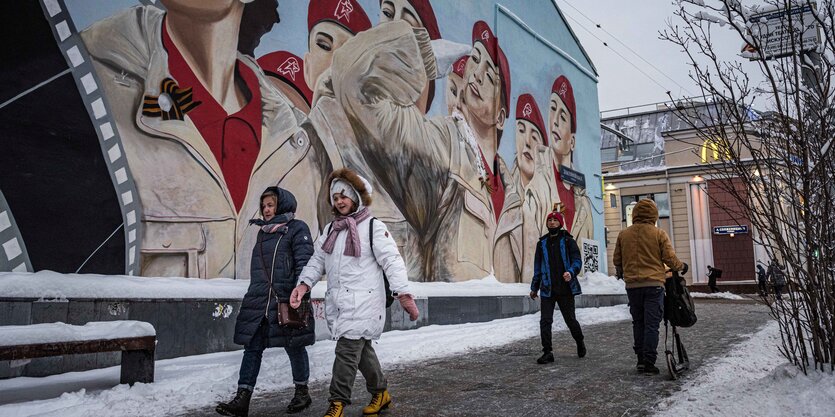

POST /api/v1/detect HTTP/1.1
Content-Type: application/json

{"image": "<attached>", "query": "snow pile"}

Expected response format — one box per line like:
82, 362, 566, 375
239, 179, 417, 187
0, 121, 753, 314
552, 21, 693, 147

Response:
654, 321, 835, 416
0, 271, 248, 300
0, 321, 155, 347
0, 305, 631, 416
578, 272, 626, 294
1, 271, 627, 301
690, 291, 745, 300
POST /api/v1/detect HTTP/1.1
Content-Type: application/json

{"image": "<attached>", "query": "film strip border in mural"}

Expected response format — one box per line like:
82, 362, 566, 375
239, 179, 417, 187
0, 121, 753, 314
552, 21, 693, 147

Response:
38, 0, 144, 276
0, 190, 33, 273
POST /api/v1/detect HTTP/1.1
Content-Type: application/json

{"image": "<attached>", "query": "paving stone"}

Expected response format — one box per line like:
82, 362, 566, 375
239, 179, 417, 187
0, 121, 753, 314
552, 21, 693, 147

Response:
185, 300, 771, 417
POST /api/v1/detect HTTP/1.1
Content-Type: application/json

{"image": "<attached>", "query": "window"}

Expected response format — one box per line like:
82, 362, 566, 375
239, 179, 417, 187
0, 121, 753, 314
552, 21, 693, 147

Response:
635, 142, 657, 159
601, 147, 617, 163
609, 193, 617, 208
617, 145, 635, 162
621, 192, 670, 222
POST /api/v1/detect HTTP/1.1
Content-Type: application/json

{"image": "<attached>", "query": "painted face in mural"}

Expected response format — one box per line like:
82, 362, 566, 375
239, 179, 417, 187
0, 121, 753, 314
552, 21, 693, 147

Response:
379, 0, 421, 27
261, 195, 277, 221
446, 71, 464, 115
549, 91, 575, 167
515, 120, 545, 187
332, 193, 357, 216
304, 22, 355, 91
446, 56, 468, 116
462, 43, 506, 132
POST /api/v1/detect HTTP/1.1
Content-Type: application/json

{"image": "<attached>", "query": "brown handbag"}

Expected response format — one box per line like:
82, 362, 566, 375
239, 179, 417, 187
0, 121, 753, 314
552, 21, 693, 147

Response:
260, 230, 310, 329
277, 299, 310, 329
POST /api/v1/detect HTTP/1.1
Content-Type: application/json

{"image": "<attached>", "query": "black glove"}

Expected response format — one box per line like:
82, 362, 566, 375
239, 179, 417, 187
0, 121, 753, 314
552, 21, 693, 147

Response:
681, 262, 689, 275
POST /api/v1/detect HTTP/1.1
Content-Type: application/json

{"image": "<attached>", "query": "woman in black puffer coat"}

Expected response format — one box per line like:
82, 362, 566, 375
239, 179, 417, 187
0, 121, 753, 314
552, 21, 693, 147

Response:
217, 187, 315, 417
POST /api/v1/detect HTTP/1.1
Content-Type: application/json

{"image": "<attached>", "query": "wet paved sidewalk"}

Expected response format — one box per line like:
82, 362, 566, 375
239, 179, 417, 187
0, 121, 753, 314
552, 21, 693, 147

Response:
189, 300, 771, 417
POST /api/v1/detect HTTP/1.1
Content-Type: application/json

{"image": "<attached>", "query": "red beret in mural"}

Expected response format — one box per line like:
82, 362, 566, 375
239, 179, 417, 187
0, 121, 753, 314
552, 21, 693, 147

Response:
257, 51, 314, 106
407, 0, 441, 40
471, 20, 511, 112
308, 0, 372, 35
515, 93, 547, 145
551, 75, 576, 133
452, 55, 468, 78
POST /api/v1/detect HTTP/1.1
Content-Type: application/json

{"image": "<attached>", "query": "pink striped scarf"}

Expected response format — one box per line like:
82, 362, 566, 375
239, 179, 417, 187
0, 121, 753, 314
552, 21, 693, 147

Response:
322, 207, 371, 257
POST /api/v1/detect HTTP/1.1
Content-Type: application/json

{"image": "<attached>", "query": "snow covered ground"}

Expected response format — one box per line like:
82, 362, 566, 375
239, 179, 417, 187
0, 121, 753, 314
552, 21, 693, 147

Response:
0, 305, 630, 416
690, 291, 745, 300
0, 270, 625, 300
654, 321, 835, 416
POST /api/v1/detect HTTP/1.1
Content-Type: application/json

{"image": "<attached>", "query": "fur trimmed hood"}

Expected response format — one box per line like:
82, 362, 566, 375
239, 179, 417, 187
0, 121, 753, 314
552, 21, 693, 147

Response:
327, 168, 373, 208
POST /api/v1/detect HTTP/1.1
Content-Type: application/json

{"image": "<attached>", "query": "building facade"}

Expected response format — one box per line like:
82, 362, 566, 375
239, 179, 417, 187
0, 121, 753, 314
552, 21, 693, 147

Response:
600, 102, 767, 285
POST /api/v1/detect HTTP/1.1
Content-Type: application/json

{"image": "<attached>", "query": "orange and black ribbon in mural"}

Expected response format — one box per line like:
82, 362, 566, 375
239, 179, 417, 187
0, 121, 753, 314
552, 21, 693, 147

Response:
142, 78, 201, 121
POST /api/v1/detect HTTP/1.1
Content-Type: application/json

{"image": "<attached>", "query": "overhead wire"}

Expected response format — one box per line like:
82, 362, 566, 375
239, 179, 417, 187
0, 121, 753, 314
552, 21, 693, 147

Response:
558, 0, 695, 97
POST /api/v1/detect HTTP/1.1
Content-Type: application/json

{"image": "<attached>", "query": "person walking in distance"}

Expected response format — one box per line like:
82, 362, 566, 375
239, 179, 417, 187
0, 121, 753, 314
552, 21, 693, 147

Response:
289, 168, 419, 417
768, 260, 787, 300
613, 199, 687, 375
756, 264, 768, 297
706, 265, 722, 293
529, 206, 585, 364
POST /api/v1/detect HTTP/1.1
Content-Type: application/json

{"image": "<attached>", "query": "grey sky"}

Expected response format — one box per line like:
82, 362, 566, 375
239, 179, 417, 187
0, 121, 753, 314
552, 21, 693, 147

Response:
558, 0, 745, 113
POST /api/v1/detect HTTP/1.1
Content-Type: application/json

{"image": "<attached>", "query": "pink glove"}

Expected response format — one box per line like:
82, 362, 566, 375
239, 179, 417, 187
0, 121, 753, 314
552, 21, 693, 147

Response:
398, 294, 419, 321
290, 284, 309, 309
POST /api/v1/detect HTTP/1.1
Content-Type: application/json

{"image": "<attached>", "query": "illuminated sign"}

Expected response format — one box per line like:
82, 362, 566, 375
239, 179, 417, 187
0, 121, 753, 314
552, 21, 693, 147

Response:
700, 138, 731, 163
713, 225, 749, 235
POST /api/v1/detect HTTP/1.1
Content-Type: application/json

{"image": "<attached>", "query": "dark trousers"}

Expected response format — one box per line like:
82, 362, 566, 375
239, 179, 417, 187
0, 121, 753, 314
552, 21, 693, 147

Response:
238, 319, 310, 390
757, 280, 768, 296
708, 276, 719, 293
540, 294, 584, 353
627, 286, 665, 365
329, 337, 387, 404
774, 284, 784, 300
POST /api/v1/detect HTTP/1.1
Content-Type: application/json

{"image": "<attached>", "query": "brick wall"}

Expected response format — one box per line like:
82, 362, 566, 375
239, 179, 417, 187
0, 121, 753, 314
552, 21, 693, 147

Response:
708, 179, 755, 281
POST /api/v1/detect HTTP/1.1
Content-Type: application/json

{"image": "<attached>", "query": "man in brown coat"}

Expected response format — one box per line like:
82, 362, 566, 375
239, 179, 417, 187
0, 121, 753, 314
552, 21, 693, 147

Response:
613, 199, 687, 374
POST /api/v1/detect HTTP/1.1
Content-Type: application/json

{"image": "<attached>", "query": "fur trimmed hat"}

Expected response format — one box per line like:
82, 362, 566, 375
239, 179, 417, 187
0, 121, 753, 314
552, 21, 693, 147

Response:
327, 168, 373, 210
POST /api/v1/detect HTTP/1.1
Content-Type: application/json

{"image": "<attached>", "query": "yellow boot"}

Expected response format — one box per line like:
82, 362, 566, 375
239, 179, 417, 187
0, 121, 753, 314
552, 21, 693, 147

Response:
323, 401, 344, 417
362, 390, 391, 415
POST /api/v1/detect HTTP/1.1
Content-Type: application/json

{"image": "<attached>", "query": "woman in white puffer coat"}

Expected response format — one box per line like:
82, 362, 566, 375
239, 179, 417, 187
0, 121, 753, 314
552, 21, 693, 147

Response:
290, 168, 419, 417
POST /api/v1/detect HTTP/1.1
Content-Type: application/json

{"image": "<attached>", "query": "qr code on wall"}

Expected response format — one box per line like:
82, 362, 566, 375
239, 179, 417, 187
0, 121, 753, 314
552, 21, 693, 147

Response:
582, 239, 600, 275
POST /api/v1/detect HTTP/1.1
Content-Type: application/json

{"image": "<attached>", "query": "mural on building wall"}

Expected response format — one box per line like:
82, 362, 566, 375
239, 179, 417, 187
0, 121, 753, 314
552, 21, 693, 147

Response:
9, 0, 602, 282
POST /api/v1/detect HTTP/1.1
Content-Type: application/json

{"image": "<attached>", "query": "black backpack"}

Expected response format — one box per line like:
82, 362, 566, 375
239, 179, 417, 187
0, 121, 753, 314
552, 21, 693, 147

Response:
327, 217, 395, 307
664, 271, 697, 328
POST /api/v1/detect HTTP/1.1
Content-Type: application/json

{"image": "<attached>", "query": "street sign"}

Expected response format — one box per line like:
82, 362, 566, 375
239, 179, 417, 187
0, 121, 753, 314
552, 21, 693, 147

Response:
745, 3, 821, 60
713, 225, 749, 235
560, 165, 586, 188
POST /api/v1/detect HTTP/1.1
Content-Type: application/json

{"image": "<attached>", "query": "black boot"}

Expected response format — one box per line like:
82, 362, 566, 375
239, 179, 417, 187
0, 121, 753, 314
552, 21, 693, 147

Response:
216, 388, 252, 417
286, 384, 312, 414
642, 362, 660, 375
536, 351, 555, 364
636, 355, 645, 372
576, 340, 587, 358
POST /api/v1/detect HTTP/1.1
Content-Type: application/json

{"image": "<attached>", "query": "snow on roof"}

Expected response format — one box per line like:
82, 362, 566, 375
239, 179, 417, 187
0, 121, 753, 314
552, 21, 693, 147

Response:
0, 321, 155, 347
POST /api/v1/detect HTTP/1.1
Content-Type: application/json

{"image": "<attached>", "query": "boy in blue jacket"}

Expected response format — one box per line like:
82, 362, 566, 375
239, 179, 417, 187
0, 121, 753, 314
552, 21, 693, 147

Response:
529, 208, 585, 364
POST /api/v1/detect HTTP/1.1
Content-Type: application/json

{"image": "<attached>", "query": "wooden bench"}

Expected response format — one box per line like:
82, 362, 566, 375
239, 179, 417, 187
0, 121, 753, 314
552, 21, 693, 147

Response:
0, 321, 156, 385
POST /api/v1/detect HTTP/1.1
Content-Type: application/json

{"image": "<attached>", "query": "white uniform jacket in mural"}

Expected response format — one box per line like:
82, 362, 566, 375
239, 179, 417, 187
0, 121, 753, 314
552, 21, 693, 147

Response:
80, 6, 328, 279
297, 217, 411, 340
329, 21, 500, 282
308, 91, 424, 281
